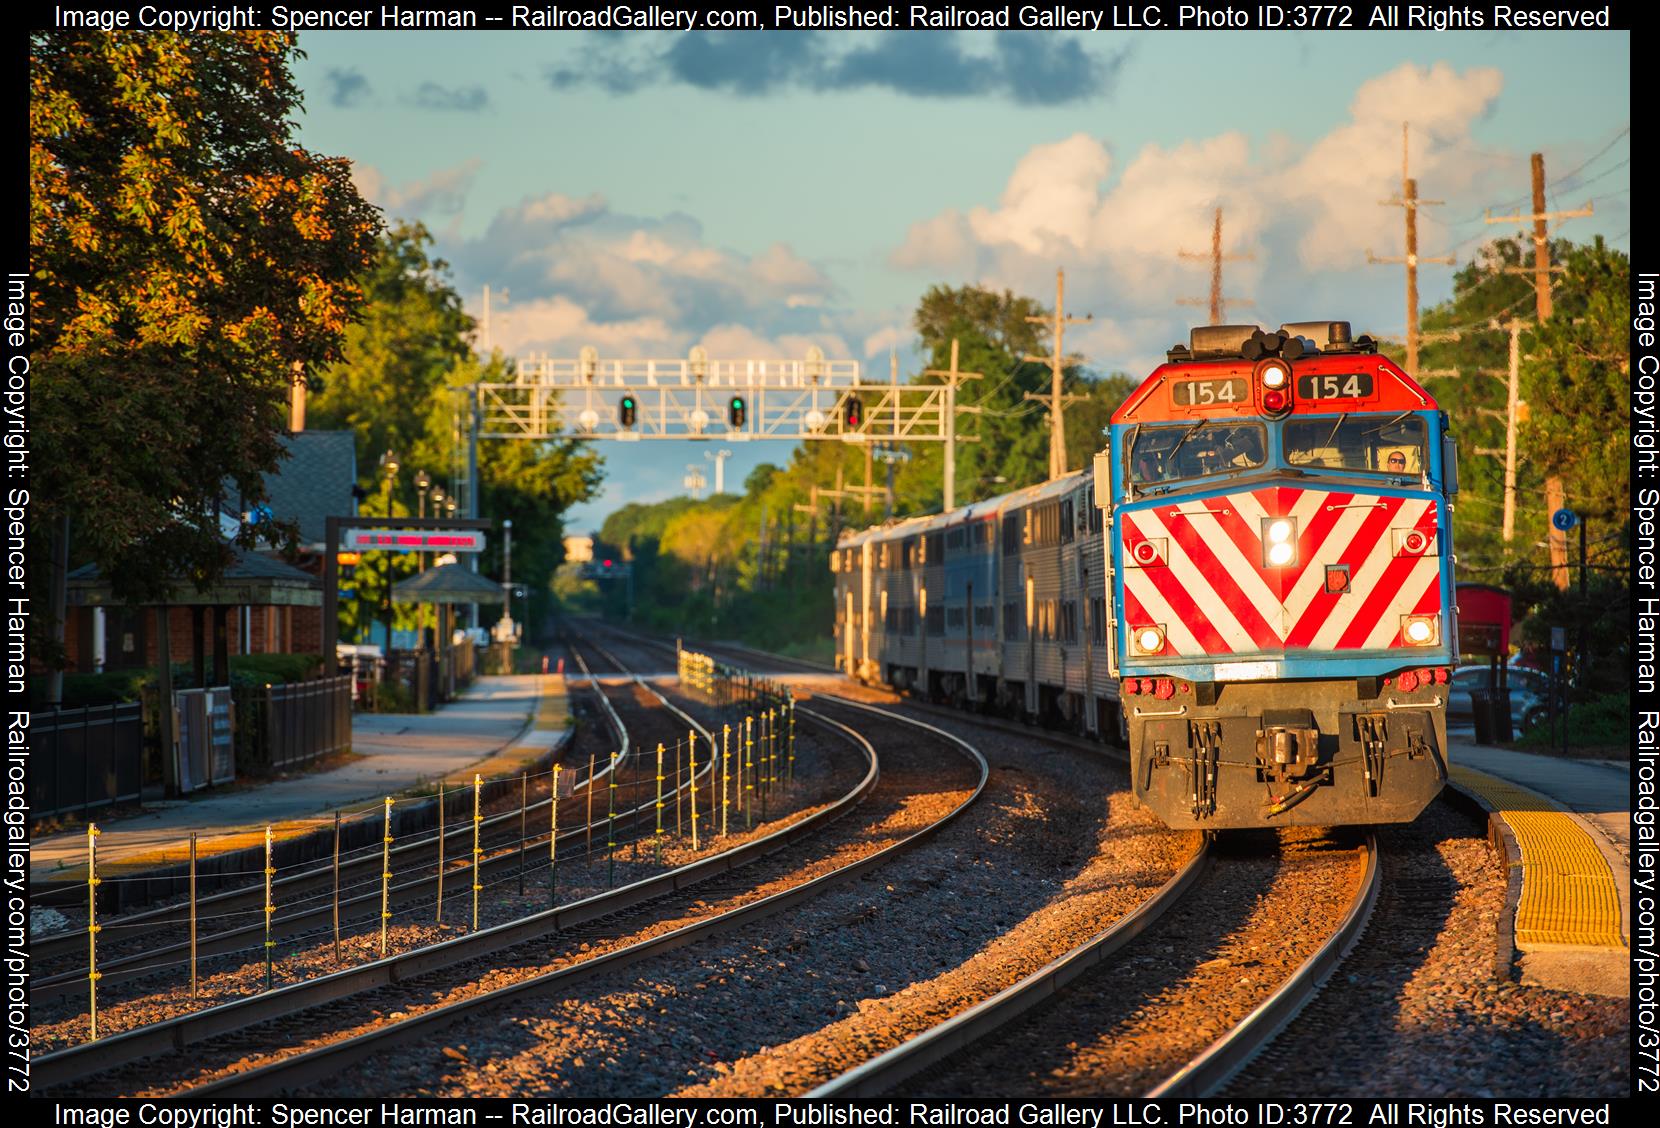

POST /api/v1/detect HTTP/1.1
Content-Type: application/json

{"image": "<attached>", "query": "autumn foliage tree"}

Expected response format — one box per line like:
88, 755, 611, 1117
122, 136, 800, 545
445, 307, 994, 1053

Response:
30, 32, 381, 631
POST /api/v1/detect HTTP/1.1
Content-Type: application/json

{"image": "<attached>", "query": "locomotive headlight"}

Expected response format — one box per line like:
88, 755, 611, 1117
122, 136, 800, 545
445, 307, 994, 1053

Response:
1133, 625, 1167, 655
1402, 614, 1439, 645
1258, 360, 1290, 389
1261, 516, 1298, 567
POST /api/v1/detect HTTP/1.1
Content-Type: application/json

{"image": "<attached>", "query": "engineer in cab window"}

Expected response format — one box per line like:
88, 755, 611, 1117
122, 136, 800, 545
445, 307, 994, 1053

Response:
1385, 450, 1408, 473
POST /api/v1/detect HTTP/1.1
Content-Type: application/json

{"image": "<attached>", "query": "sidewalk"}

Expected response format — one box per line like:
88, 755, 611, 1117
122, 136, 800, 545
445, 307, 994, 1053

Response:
1447, 739, 1629, 998
32, 674, 567, 884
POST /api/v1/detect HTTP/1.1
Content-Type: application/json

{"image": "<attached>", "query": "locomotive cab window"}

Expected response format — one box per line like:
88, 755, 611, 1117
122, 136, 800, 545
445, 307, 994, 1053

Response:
1129, 422, 1267, 483
1284, 414, 1427, 475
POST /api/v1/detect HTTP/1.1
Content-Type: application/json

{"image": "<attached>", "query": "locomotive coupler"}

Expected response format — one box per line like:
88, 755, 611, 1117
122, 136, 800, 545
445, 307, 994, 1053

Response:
1255, 709, 1322, 782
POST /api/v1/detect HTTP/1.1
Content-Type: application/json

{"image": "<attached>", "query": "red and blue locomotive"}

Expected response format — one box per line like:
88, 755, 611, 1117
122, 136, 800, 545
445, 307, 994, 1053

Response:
834, 319, 1457, 831
1104, 321, 1456, 828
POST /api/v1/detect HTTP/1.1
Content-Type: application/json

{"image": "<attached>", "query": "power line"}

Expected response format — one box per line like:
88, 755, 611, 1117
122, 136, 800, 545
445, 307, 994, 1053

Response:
1547, 125, 1630, 189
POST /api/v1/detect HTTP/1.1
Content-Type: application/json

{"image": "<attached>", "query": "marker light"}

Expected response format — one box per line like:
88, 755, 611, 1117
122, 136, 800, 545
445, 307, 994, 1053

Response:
1131, 539, 1166, 567
1257, 359, 1291, 389
1396, 528, 1431, 556
1402, 615, 1439, 645
1133, 625, 1167, 655
1263, 389, 1287, 412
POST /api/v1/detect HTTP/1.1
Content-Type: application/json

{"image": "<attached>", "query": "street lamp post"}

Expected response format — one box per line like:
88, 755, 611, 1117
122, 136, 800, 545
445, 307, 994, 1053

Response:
414, 471, 432, 572
874, 442, 910, 520
378, 450, 400, 651
497, 518, 514, 647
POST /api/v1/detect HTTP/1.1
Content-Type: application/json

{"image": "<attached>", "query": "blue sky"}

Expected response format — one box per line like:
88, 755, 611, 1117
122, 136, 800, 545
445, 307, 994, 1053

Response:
287, 29, 1630, 532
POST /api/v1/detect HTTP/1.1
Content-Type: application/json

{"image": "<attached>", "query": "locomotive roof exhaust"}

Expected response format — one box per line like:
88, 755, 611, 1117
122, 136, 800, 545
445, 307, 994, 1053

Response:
1169, 320, 1375, 362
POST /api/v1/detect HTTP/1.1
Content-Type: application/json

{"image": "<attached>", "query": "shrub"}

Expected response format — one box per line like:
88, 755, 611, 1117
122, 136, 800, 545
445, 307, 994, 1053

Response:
1516, 690, 1629, 748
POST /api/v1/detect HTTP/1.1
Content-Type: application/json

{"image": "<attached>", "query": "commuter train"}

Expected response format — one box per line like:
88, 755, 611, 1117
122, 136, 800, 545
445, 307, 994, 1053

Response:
833, 321, 1457, 829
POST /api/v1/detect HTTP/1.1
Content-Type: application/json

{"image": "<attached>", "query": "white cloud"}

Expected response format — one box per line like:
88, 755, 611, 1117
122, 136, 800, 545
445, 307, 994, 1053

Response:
488, 294, 680, 357
861, 325, 910, 358
351, 158, 483, 218
458, 193, 837, 333
889, 62, 1510, 353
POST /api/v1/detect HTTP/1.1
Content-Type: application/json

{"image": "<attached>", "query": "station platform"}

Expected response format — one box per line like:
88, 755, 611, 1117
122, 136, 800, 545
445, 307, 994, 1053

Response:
31, 674, 569, 891
1446, 739, 1629, 999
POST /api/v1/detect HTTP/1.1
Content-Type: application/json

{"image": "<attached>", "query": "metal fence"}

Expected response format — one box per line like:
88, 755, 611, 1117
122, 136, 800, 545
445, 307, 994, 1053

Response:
234, 676, 353, 774
32, 703, 144, 819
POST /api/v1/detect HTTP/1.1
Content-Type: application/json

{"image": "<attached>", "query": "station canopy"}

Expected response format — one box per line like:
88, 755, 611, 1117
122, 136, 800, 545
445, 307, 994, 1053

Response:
391, 562, 506, 604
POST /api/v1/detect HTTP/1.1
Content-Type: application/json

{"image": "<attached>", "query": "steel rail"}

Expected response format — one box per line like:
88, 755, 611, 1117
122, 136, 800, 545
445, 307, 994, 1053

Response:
180, 701, 986, 1096
1144, 832, 1381, 1097
34, 638, 731, 1073
35, 695, 880, 1093
808, 836, 1211, 1096
590, 621, 1127, 770
32, 648, 648, 1005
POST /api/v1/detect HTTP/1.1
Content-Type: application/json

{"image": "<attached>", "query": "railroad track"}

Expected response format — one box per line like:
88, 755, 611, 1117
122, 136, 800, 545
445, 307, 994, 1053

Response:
31, 640, 730, 1050
38, 665, 984, 1097
813, 828, 1379, 1098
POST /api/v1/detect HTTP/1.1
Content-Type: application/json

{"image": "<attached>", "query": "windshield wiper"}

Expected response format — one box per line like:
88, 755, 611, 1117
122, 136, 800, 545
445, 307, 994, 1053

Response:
1288, 412, 1346, 467
1165, 418, 1208, 462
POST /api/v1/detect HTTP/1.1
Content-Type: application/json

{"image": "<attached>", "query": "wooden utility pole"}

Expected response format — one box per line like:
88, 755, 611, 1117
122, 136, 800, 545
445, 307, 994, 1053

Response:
1484, 152, 1593, 590
1428, 322, 1528, 544
1368, 124, 1454, 380
1177, 207, 1253, 324
920, 338, 983, 511
1023, 269, 1091, 480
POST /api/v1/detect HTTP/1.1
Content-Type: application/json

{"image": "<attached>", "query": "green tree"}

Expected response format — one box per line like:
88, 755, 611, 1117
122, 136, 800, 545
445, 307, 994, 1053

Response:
1412, 235, 1630, 577
309, 222, 473, 469
30, 31, 380, 619
312, 228, 602, 644
1519, 237, 1630, 530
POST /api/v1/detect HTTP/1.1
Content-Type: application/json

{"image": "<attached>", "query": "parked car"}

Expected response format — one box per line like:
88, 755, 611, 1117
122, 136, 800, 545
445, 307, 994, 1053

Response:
1447, 664, 1552, 732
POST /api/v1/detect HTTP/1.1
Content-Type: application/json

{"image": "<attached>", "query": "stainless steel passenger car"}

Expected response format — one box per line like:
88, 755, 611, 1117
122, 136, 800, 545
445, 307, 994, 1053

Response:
833, 472, 1122, 740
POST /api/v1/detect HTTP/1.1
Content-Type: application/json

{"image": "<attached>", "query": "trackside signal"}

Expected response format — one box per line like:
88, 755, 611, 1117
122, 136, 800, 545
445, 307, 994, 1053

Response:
844, 394, 863, 430
728, 396, 746, 427
619, 395, 638, 428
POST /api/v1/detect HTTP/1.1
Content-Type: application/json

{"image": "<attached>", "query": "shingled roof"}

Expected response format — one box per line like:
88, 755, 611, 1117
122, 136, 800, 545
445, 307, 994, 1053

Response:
68, 546, 322, 607
232, 430, 359, 550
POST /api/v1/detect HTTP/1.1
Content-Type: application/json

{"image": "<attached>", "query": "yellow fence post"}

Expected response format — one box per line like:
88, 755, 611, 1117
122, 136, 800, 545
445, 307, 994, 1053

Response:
435, 781, 445, 924
607, 749, 618, 887
87, 824, 100, 1041
550, 764, 560, 906
471, 774, 483, 932
263, 825, 276, 990
721, 724, 731, 837
689, 734, 699, 851
188, 831, 198, 1001
654, 742, 665, 864
380, 797, 394, 957
744, 716, 755, 829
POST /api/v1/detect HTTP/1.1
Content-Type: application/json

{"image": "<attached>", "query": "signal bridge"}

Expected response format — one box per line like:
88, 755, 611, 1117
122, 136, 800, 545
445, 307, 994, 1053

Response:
469, 346, 971, 444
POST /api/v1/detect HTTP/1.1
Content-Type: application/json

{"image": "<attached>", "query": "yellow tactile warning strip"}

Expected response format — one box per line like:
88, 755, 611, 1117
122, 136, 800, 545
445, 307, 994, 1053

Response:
1450, 764, 1625, 949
